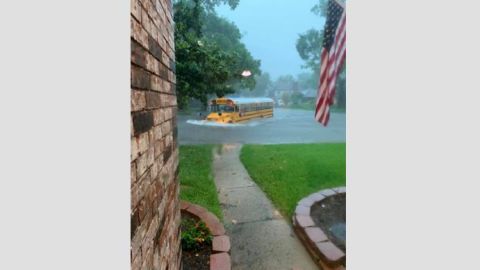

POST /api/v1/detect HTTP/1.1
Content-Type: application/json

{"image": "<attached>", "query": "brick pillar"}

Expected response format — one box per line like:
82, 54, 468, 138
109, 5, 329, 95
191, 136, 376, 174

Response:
131, 0, 180, 269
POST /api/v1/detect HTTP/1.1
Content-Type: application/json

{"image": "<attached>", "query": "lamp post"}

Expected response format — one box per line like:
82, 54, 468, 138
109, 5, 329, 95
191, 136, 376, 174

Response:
241, 70, 252, 77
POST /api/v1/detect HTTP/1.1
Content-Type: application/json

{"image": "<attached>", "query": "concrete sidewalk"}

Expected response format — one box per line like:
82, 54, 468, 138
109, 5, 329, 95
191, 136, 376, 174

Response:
213, 144, 318, 270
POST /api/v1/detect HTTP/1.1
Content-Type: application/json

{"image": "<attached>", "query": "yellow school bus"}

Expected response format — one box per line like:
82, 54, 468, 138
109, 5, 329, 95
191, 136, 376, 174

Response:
206, 97, 274, 123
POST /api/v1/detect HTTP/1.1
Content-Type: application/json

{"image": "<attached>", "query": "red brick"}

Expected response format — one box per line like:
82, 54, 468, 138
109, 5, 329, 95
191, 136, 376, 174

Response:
131, 1, 178, 269
131, 18, 148, 49
186, 203, 207, 217
146, 91, 162, 109
141, 8, 152, 36
180, 201, 191, 210
295, 215, 315, 228
161, 120, 171, 134
199, 211, 225, 236
153, 139, 164, 158
135, 152, 149, 177
131, 90, 146, 111
212, 235, 230, 253
305, 227, 328, 243
131, 0, 142, 21
131, 40, 147, 68
146, 53, 160, 75
210, 253, 231, 270
164, 107, 172, 120
153, 125, 163, 141
132, 137, 139, 160
151, 74, 163, 91
131, 65, 150, 90
131, 162, 137, 184
153, 109, 164, 125
137, 132, 149, 154
316, 241, 345, 263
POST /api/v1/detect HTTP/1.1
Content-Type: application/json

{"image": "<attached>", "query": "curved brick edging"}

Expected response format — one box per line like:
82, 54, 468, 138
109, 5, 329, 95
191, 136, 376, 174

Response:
292, 187, 346, 270
180, 201, 231, 270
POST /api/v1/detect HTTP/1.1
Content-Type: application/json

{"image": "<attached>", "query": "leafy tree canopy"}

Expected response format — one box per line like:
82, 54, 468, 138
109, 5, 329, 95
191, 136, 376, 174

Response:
174, 0, 261, 109
296, 28, 323, 73
295, 0, 346, 109
311, 0, 328, 17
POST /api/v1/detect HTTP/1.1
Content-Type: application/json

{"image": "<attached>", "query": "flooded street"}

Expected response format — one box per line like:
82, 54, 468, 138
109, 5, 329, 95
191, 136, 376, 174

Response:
178, 108, 345, 145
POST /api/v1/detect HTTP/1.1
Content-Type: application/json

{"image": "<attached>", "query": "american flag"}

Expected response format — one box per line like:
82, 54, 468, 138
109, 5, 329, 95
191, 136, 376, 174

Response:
315, 0, 346, 126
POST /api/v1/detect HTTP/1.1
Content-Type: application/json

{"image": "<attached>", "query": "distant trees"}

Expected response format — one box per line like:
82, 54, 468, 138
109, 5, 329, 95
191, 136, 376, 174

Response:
272, 75, 297, 92
297, 72, 318, 90
174, 0, 261, 109
295, 0, 346, 110
296, 29, 323, 74
203, 11, 260, 91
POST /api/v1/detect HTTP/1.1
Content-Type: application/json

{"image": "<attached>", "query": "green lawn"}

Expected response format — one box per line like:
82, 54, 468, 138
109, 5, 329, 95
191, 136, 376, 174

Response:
240, 143, 346, 218
287, 102, 346, 113
179, 145, 223, 220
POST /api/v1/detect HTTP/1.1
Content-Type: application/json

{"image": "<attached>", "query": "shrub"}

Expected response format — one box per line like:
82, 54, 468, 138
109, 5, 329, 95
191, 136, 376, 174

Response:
181, 218, 213, 251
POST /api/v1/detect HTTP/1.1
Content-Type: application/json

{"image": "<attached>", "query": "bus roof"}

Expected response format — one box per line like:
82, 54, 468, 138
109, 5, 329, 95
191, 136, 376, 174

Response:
222, 97, 274, 105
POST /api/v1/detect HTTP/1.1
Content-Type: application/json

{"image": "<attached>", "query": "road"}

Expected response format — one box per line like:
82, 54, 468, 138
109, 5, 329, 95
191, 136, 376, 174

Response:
177, 108, 345, 145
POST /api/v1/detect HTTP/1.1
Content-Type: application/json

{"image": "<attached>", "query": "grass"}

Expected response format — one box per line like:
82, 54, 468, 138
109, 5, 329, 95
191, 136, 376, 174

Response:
179, 145, 223, 220
287, 102, 346, 113
240, 143, 346, 218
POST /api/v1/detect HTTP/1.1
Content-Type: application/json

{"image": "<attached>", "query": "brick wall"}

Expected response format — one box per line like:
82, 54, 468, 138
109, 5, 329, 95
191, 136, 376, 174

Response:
131, 0, 180, 269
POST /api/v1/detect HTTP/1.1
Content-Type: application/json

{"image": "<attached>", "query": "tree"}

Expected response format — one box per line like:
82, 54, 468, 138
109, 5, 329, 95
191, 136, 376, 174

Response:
174, 0, 261, 109
203, 11, 261, 90
290, 92, 304, 105
174, 0, 240, 11
281, 92, 290, 106
297, 72, 318, 90
273, 75, 296, 91
201, 0, 240, 11
250, 72, 272, 97
311, 0, 328, 17
296, 29, 323, 73
296, 0, 346, 109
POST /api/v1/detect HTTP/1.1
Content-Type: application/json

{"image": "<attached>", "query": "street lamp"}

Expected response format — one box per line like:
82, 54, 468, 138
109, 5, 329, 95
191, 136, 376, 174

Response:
241, 70, 252, 77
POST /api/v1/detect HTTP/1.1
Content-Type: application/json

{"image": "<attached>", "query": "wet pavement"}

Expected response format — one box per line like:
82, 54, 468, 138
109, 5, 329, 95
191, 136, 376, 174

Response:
213, 144, 318, 270
178, 108, 345, 145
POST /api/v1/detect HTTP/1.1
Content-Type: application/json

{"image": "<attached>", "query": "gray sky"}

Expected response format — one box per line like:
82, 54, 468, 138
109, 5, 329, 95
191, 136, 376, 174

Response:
216, 0, 325, 80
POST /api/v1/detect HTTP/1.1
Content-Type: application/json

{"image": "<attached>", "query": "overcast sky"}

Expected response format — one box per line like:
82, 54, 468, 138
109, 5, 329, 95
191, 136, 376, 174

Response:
216, 0, 325, 80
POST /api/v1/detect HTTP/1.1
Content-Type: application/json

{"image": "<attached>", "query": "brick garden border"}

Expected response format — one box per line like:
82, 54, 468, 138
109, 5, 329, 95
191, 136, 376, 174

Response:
292, 187, 346, 270
180, 201, 231, 270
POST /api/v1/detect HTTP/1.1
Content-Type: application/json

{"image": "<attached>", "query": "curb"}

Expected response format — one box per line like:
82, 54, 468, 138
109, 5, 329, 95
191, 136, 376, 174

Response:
181, 200, 231, 270
292, 187, 346, 270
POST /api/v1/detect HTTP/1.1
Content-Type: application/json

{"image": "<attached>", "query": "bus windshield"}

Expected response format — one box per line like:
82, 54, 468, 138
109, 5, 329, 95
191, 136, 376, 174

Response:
210, 104, 235, 112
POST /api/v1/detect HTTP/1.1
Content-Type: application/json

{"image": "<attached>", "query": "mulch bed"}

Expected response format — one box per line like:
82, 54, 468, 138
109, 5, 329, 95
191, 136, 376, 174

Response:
310, 193, 346, 252
181, 214, 212, 270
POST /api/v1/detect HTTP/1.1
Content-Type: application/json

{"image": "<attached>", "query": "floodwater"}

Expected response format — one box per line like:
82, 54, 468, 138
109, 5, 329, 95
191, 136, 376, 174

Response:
177, 108, 345, 145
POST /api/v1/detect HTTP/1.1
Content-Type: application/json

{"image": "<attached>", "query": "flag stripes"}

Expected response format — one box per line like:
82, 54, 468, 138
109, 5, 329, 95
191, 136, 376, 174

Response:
315, 0, 346, 126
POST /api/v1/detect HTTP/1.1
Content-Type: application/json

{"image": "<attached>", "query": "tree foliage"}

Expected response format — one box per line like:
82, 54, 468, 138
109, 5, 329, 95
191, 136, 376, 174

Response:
203, 11, 260, 90
311, 0, 328, 17
296, 29, 323, 73
297, 72, 318, 90
295, 0, 346, 109
238, 72, 272, 97
272, 75, 297, 91
201, 0, 240, 11
174, 0, 260, 109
